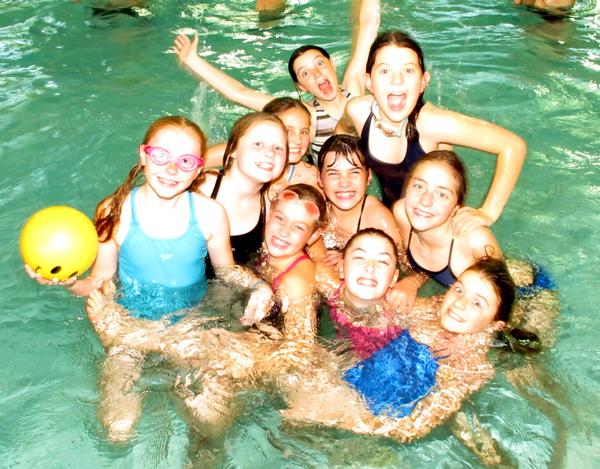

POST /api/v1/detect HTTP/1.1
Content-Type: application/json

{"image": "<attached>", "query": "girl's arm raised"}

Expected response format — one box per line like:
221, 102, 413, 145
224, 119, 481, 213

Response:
342, 0, 380, 97
421, 105, 527, 235
173, 32, 274, 112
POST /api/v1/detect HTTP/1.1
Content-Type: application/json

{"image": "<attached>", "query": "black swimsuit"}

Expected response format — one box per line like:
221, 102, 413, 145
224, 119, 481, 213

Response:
406, 229, 457, 287
360, 112, 426, 208
210, 172, 265, 266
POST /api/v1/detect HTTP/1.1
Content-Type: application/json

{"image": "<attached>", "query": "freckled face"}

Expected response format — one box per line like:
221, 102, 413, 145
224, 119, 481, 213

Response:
265, 199, 319, 260
320, 152, 369, 211
139, 126, 203, 199
235, 121, 287, 184
366, 45, 429, 124
343, 235, 398, 306
440, 270, 500, 334
293, 49, 339, 101
279, 108, 311, 164
404, 161, 459, 232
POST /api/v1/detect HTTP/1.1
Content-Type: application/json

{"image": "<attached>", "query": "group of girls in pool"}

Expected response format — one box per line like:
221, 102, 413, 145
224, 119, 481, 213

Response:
27, 0, 555, 452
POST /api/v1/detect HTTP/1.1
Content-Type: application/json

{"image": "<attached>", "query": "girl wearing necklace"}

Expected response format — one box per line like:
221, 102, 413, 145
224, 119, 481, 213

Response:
336, 31, 526, 238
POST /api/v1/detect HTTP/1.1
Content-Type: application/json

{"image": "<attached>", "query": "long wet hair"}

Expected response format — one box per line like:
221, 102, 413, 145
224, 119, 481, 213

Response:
95, 116, 207, 243
366, 31, 426, 144
222, 111, 288, 172
317, 134, 366, 170
404, 150, 467, 206
344, 228, 399, 264
466, 258, 541, 353
272, 183, 327, 228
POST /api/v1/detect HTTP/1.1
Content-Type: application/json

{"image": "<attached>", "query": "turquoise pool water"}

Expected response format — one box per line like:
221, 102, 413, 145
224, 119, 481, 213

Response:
1, 1, 599, 467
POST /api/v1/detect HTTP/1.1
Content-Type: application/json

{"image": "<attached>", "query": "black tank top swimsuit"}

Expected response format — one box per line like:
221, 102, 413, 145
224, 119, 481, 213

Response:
210, 172, 265, 266
360, 112, 426, 208
406, 229, 457, 287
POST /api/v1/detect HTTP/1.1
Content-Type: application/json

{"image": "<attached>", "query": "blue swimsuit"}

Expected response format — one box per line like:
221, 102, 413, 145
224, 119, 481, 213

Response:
118, 189, 208, 320
343, 330, 439, 418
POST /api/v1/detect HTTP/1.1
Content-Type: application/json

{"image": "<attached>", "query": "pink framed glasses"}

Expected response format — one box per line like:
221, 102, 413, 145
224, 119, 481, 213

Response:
142, 145, 204, 172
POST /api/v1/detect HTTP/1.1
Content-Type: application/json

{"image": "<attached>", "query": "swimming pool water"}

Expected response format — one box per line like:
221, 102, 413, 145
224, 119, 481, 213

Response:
1, 0, 599, 467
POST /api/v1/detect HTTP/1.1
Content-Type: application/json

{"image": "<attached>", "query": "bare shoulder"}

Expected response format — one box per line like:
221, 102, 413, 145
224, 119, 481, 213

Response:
198, 172, 218, 197
281, 258, 316, 299
347, 95, 373, 118
192, 191, 226, 218
364, 195, 393, 222
460, 226, 501, 257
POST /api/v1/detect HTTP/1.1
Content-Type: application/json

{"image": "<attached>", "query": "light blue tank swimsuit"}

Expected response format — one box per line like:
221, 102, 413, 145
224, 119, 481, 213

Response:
117, 188, 208, 320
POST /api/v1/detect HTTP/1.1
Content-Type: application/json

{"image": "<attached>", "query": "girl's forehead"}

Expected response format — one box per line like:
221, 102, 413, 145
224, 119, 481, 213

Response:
280, 108, 310, 126
412, 161, 456, 184
374, 45, 420, 64
348, 235, 394, 255
149, 126, 200, 148
243, 121, 285, 138
294, 49, 329, 69
275, 198, 319, 221
323, 151, 364, 169
458, 271, 498, 304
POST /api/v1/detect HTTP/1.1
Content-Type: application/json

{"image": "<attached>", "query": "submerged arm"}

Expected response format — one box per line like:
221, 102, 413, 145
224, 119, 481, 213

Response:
377, 356, 494, 442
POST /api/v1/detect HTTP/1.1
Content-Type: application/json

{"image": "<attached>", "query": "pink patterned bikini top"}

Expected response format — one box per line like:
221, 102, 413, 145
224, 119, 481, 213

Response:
327, 283, 404, 359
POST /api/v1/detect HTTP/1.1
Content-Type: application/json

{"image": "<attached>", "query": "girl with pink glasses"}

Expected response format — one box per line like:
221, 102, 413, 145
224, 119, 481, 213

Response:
25, 115, 272, 441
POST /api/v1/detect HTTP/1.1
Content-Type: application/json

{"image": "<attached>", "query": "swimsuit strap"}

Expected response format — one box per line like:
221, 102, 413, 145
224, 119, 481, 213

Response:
271, 253, 310, 292
129, 187, 140, 226
356, 196, 368, 232
187, 190, 197, 224
286, 163, 296, 182
446, 238, 455, 265
210, 172, 225, 199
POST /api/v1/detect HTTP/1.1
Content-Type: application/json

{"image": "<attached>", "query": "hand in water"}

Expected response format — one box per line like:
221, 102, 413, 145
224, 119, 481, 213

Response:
240, 282, 274, 326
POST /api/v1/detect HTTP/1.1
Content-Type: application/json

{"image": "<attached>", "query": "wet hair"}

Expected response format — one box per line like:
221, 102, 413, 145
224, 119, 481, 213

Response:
344, 228, 399, 264
272, 183, 327, 227
317, 135, 366, 171
366, 31, 426, 144
262, 97, 311, 122
404, 150, 467, 205
287, 45, 330, 84
465, 258, 541, 353
95, 116, 206, 242
222, 111, 288, 172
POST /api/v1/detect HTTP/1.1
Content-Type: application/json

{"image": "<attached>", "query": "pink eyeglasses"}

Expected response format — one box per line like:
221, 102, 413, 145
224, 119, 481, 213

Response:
142, 145, 205, 172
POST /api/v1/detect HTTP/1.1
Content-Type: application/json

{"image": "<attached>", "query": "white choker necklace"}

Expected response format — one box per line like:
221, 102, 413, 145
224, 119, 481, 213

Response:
371, 101, 407, 138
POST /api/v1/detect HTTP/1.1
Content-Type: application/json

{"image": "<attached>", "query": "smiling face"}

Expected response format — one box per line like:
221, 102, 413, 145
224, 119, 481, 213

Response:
293, 49, 339, 101
279, 107, 311, 164
234, 121, 287, 184
265, 198, 321, 261
139, 126, 203, 199
404, 161, 459, 232
440, 270, 501, 334
366, 45, 429, 125
342, 234, 399, 307
320, 151, 369, 211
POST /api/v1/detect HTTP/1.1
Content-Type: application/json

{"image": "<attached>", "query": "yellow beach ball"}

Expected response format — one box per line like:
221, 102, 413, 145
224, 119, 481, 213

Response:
20, 206, 98, 281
